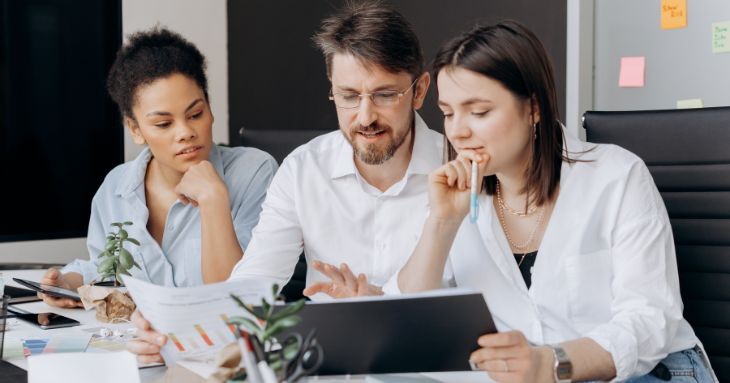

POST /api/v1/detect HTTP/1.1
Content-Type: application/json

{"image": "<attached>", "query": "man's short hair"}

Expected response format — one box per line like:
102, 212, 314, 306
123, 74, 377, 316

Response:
312, 1, 424, 80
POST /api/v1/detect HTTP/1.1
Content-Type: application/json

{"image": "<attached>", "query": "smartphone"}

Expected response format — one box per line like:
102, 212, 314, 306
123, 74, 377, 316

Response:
12, 278, 81, 301
13, 312, 80, 329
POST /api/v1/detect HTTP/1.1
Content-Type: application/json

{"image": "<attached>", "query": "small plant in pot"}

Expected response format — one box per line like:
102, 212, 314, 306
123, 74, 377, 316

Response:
224, 284, 322, 382
97, 221, 141, 286
79, 221, 140, 323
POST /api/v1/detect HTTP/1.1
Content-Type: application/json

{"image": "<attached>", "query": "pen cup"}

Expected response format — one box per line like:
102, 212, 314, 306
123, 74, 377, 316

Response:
1, 294, 9, 359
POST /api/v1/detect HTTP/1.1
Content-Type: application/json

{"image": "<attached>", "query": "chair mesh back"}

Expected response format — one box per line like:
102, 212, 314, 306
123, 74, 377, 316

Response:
583, 106, 730, 381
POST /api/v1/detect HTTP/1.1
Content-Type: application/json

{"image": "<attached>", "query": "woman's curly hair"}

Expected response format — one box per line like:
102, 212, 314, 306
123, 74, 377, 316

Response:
106, 27, 208, 120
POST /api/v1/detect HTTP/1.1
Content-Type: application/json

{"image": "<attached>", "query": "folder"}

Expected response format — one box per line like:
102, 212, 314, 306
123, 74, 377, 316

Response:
282, 289, 497, 375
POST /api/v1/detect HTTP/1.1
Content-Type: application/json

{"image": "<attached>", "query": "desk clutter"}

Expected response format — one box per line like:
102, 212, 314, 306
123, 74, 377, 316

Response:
2, 272, 497, 383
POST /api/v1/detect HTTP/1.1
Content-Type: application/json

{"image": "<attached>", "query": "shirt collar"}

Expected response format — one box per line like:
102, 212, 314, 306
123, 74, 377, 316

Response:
115, 145, 224, 198
330, 112, 440, 179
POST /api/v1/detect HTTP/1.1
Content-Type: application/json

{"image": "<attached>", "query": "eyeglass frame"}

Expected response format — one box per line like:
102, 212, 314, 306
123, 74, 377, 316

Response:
328, 77, 420, 109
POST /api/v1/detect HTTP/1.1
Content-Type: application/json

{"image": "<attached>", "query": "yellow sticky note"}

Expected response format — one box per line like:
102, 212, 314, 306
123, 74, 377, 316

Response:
676, 99, 704, 109
661, 0, 687, 30
618, 57, 645, 88
713, 21, 730, 54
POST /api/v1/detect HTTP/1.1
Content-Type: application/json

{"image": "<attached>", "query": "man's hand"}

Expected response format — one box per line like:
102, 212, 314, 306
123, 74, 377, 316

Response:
38, 268, 83, 308
127, 310, 167, 365
303, 261, 384, 298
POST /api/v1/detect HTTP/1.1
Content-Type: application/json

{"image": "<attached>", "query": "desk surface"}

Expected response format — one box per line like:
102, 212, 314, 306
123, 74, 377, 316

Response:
2, 270, 492, 383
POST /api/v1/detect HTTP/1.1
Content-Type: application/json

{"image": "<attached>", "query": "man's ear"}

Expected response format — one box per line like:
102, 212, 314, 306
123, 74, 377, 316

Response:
126, 118, 146, 145
412, 72, 431, 111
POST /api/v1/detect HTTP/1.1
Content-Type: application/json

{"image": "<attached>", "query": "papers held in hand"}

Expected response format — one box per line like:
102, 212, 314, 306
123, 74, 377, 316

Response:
282, 289, 497, 375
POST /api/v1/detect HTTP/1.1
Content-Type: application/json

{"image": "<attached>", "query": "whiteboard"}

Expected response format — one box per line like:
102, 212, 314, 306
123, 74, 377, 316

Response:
593, 0, 730, 111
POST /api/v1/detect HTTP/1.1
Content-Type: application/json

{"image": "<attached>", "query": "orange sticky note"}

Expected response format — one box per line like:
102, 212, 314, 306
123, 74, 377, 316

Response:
618, 57, 645, 88
661, 0, 687, 30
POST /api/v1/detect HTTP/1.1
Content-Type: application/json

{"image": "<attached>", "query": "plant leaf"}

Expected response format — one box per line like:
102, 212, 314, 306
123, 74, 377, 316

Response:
269, 299, 305, 323
126, 238, 140, 246
119, 229, 128, 240
227, 316, 263, 338
261, 297, 271, 317
119, 248, 134, 270
97, 257, 115, 273
262, 316, 301, 340
123, 221, 133, 226
230, 294, 265, 321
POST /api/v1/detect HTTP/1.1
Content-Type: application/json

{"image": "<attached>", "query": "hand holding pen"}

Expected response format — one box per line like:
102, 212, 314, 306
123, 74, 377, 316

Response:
427, 151, 489, 224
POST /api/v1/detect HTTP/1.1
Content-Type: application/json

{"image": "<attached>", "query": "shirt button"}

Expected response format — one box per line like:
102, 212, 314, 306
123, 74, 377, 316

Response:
168, 225, 174, 231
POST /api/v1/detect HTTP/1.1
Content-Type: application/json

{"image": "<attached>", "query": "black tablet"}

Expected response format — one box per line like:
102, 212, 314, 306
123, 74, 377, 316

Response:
12, 278, 81, 301
281, 291, 497, 375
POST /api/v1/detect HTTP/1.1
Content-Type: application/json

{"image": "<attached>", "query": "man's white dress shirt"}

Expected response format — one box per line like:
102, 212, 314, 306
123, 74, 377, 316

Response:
229, 114, 443, 298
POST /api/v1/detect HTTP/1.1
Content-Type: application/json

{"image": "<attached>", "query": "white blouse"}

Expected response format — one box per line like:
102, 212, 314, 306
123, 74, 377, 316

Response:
433, 133, 699, 381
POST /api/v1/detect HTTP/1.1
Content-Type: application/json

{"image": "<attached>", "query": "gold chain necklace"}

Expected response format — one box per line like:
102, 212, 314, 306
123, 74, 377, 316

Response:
496, 181, 545, 251
496, 181, 537, 217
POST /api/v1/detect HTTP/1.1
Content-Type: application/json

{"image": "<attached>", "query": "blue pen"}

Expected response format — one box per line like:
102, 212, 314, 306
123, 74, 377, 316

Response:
470, 161, 479, 223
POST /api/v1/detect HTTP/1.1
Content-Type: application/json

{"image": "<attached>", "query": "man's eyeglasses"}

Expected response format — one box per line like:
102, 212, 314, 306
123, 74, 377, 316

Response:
329, 78, 419, 109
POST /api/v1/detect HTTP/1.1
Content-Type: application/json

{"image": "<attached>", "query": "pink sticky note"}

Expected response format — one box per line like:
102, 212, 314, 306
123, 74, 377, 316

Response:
618, 56, 646, 87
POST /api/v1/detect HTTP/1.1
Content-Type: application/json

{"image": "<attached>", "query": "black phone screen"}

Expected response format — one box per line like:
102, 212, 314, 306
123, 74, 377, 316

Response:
15, 312, 80, 329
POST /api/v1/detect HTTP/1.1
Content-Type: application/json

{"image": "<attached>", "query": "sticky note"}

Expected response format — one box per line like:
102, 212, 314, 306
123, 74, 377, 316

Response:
677, 99, 704, 109
618, 56, 645, 88
661, 0, 687, 30
713, 21, 730, 53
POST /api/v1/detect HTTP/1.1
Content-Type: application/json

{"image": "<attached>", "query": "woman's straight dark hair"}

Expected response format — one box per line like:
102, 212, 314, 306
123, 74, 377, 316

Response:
433, 20, 571, 207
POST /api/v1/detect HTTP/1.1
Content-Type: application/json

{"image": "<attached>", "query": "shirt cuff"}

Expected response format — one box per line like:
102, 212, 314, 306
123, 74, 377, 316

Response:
61, 259, 98, 285
381, 273, 402, 295
586, 324, 639, 382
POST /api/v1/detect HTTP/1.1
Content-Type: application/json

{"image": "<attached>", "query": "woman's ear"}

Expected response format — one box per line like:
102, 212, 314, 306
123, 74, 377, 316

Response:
412, 72, 431, 110
126, 118, 146, 145
528, 95, 541, 125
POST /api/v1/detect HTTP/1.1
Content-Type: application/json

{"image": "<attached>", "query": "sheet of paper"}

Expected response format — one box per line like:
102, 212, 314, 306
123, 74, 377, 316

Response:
28, 351, 140, 383
81, 325, 136, 353
618, 56, 646, 88
123, 276, 270, 364
676, 98, 704, 109
42, 332, 91, 353
661, 0, 687, 30
713, 21, 730, 53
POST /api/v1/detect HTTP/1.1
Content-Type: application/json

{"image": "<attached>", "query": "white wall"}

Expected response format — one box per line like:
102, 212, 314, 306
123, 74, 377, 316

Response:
0, 0, 228, 265
122, 0, 229, 160
565, 0, 594, 140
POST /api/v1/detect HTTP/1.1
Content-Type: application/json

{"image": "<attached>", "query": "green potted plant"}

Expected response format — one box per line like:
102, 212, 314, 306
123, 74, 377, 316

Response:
226, 284, 315, 381
97, 221, 141, 287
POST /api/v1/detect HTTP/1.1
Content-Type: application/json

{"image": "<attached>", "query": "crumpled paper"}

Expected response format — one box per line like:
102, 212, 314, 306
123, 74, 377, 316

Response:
206, 342, 244, 383
77, 285, 136, 323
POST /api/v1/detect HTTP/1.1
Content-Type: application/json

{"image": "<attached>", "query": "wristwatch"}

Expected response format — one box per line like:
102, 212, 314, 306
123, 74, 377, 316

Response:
550, 345, 573, 382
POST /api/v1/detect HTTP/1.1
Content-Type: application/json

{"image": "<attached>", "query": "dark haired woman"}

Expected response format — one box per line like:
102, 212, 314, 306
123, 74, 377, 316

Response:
39, 27, 277, 308
394, 21, 716, 382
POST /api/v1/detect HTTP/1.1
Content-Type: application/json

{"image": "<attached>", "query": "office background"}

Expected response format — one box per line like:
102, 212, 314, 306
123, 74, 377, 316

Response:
1, 0, 728, 265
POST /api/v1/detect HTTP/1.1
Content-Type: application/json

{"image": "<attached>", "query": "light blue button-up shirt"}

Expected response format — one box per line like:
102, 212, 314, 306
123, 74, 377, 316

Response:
63, 145, 277, 287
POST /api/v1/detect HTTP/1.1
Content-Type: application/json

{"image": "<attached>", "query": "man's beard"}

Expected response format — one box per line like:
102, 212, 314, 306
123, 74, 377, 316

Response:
344, 113, 414, 165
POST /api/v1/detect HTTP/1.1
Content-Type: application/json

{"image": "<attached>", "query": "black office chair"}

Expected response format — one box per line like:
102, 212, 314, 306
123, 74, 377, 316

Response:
583, 106, 730, 381
239, 128, 334, 164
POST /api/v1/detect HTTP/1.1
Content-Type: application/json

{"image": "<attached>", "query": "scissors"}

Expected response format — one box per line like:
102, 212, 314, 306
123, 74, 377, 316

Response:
274, 329, 324, 382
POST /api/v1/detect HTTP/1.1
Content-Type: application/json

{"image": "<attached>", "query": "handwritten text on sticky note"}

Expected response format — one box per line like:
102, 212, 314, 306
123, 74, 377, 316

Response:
661, 0, 687, 30
713, 21, 730, 54
619, 57, 646, 88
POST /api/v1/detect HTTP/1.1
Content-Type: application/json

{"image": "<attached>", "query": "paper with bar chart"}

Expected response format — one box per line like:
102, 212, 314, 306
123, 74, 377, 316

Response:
123, 276, 271, 364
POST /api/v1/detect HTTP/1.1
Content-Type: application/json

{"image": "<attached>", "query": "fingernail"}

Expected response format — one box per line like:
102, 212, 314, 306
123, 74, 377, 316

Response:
157, 336, 166, 345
